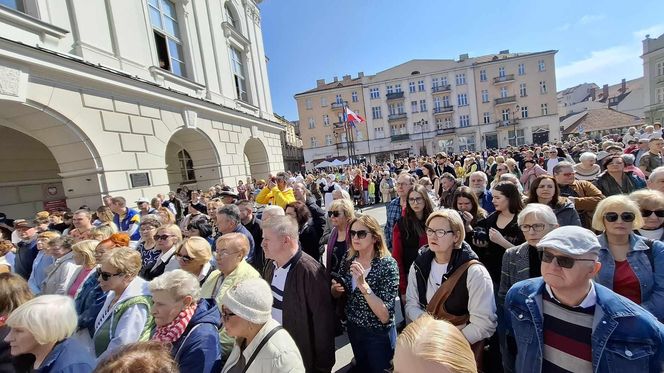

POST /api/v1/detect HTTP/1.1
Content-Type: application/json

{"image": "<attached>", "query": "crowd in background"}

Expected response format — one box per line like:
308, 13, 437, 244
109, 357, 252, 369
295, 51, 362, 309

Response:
1, 123, 664, 372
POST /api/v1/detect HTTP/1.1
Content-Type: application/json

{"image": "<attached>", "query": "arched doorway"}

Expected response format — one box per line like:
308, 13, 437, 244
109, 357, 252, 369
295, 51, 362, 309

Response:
243, 138, 269, 180
165, 128, 222, 189
0, 100, 103, 219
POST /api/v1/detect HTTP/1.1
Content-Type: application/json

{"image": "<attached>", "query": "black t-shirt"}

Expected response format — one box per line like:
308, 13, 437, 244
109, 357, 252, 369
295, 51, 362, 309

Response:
528, 245, 542, 278
329, 239, 348, 275
474, 212, 525, 284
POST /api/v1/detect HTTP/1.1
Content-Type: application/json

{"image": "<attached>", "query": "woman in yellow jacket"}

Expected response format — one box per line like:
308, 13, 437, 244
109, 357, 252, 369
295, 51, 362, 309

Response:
255, 172, 296, 208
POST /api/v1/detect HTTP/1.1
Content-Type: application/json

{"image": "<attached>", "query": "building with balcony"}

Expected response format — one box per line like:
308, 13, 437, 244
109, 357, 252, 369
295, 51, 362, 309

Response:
643, 33, 664, 124
0, 0, 283, 218
275, 115, 304, 174
295, 49, 559, 168
293, 73, 369, 169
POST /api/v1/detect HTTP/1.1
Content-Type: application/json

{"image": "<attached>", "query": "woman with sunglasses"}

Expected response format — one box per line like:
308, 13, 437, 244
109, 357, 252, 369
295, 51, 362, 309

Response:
148, 269, 221, 373
175, 237, 214, 286
330, 215, 398, 373
594, 155, 645, 197
593, 195, 664, 321
525, 175, 581, 227
404, 210, 496, 368
325, 198, 355, 277
93, 247, 154, 362
140, 224, 182, 281
393, 185, 433, 299
629, 189, 664, 241
220, 278, 305, 372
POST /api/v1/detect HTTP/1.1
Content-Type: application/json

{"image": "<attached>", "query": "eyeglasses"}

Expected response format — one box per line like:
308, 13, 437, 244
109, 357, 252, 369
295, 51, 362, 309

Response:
154, 235, 174, 241
97, 268, 123, 281
408, 197, 424, 204
176, 252, 194, 263
221, 311, 236, 321
425, 228, 454, 238
349, 229, 369, 239
519, 223, 548, 232
396, 182, 411, 187
216, 250, 241, 258
642, 209, 664, 218
328, 211, 341, 218
540, 250, 596, 269
604, 212, 636, 223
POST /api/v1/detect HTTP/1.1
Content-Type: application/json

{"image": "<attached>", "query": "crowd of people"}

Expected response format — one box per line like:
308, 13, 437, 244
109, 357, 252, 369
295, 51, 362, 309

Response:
1, 126, 664, 372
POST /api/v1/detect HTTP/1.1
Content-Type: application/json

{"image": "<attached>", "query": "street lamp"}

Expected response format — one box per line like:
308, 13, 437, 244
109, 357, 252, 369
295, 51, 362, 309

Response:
333, 132, 340, 158
514, 105, 520, 146
415, 119, 428, 156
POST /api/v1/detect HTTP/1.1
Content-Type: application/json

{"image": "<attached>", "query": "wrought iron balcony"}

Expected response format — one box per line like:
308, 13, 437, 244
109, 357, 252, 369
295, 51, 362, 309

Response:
331, 101, 347, 110
495, 95, 516, 105
336, 142, 348, 149
391, 133, 410, 142
496, 118, 519, 128
437, 127, 456, 135
493, 74, 515, 84
432, 84, 452, 93
387, 113, 407, 122
385, 91, 405, 100
433, 106, 454, 115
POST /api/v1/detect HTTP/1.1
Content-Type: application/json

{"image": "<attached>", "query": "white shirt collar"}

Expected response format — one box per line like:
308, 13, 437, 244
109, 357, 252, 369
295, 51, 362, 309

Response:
545, 281, 596, 308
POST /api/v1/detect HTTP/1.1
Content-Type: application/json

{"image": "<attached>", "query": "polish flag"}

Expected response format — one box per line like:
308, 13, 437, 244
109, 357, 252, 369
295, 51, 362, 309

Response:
345, 107, 365, 124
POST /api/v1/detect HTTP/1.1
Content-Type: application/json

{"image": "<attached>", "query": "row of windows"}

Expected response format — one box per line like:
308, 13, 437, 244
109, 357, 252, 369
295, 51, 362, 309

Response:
657, 62, 664, 77
303, 91, 359, 110
478, 60, 546, 82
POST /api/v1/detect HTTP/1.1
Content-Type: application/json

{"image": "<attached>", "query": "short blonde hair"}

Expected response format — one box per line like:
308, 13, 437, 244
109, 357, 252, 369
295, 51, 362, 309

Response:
155, 224, 183, 242
329, 199, 355, 220
6, 295, 78, 344
629, 189, 664, 211
426, 210, 466, 249
105, 247, 142, 277
216, 233, 250, 257
394, 314, 477, 373
149, 269, 200, 302
157, 207, 176, 225
179, 237, 212, 263
592, 195, 644, 231
72, 240, 99, 268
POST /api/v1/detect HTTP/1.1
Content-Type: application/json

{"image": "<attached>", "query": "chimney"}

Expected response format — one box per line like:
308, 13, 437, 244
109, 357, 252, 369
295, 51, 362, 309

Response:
342, 75, 351, 81
333, 76, 338, 82
603, 84, 609, 100
458, 53, 469, 62
316, 79, 325, 87
621, 78, 627, 93
590, 87, 596, 101
358, 72, 364, 78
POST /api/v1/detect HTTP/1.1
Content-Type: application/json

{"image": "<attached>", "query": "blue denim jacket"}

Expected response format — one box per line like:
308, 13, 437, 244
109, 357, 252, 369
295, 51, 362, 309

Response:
505, 278, 664, 373
595, 233, 664, 321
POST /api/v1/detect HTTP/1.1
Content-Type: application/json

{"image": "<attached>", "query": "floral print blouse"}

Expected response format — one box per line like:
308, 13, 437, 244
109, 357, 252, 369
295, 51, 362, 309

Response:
340, 254, 399, 330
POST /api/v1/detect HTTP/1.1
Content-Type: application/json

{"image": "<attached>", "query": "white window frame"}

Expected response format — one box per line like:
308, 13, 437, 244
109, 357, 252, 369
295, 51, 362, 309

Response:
538, 60, 546, 71
480, 69, 487, 82
521, 106, 528, 118
411, 100, 418, 113
500, 87, 508, 98
149, 0, 187, 77
457, 93, 468, 106
305, 98, 312, 110
420, 99, 427, 112
442, 95, 450, 107
370, 88, 380, 99
519, 83, 527, 97
325, 134, 332, 145
502, 109, 510, 121
351, 91, 358, 102
481, 90, 489, 103
540, 81, 547, 94
323, 114, 329, 126
386, 85, 393, 94
409, 81, 416, 93
229, 46, 248, 102
483, 112, 491, 124
418, 80, 425, 91
320, 97, 327, 107
518, 63, 526, 76
541, 103, 548, 115
455, 73, 466, 85
498, 67, 505, 77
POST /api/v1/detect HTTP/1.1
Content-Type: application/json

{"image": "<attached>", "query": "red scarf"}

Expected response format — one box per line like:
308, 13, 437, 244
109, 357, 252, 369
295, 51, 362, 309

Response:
152, 303, 197, 343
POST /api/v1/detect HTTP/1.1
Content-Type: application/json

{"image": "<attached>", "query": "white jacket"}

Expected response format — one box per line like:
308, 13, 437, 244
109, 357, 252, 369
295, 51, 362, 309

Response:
222, 318, 305, 373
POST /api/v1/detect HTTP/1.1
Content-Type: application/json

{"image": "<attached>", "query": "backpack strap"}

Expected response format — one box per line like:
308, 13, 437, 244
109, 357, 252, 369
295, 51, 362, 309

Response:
242, 326, 283, 373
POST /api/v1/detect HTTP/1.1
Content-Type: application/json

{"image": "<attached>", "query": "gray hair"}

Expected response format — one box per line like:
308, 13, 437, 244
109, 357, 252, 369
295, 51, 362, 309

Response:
262, 215, 298, 241
262, 205, 285, 223
469, 171, 488, 183
552, 161, 574, 174
621, 153, 636, 166
148, 269, 201, 302
579, 152, 597, 162
332, 189, 351, 201
517, 203, 558, 226
650, 166, 664, 182
216, 204, 241, 225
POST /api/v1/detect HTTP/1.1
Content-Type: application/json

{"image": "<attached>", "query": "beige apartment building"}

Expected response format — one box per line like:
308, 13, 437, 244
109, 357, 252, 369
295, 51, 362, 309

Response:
643, 33, 664, 124
295, 50, 559, 168
294, 74, 369, 166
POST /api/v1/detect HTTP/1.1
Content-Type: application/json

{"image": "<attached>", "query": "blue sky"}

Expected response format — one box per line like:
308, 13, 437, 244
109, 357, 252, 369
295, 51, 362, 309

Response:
259, 0, 664, 121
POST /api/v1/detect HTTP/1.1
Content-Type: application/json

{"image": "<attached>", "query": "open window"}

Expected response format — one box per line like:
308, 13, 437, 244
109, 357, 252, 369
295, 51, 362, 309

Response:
148, 0, 186, 77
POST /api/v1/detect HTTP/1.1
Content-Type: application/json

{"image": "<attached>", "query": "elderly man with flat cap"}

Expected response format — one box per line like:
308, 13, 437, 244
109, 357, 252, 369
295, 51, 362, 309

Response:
504, 226, 664, 373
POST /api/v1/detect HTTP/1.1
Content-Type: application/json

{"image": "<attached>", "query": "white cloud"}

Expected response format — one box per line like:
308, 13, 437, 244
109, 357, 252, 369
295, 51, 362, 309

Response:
578, 14, 605, 25
633, 24, 664, 40
557, 45, 639, 81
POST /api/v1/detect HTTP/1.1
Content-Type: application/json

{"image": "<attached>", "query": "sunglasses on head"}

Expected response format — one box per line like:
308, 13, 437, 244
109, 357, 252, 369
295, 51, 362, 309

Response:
349, 229, 369, 239
97, 268, 123, 281
604, 212, 635, 223
154, 235, 173, 240
642, 209, 664, 218
328, 211, 341, 218
540, 250, 596, 269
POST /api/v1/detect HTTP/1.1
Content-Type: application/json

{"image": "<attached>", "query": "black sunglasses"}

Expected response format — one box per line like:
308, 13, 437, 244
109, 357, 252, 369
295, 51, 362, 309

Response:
642, 209, 664, 218
328, 211, 341, 218
540, 251, 596, 269
176, 253, 194, 263
97, 268, 123, 281
604, 212, 635, 223
154, 234, 174, 241
349, 229, 369, 239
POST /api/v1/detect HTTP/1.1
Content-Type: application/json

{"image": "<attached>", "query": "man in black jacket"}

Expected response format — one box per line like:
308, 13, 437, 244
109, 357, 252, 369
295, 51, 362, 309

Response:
237, 200, 263, 272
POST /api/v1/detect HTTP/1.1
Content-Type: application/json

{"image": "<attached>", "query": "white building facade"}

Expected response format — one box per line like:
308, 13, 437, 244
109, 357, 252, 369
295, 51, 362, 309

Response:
643, 33, 664, 124
0, 0, 283, 218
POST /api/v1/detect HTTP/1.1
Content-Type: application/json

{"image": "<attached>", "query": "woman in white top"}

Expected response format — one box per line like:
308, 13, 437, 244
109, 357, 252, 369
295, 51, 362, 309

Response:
405, 209, 497, 345
573, 152, 601, 181
41, 236, 79, 295
140, 224, 182, 281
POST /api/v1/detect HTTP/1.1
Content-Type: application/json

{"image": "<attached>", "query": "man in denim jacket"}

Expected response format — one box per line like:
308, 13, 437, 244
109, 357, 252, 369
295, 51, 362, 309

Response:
504, 226, 664, 373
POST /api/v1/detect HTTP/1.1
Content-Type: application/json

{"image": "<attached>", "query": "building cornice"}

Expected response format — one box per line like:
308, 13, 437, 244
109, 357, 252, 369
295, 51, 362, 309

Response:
0, 36, 283, 133
0, 6, 68, 39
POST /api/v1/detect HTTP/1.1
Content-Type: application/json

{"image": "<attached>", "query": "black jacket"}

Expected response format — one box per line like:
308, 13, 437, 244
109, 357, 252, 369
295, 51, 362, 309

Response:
243, 216, 264, 272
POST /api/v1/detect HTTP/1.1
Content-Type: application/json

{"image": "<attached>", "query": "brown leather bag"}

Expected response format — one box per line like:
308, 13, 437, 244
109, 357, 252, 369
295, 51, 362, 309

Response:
426, 259, 485, 372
